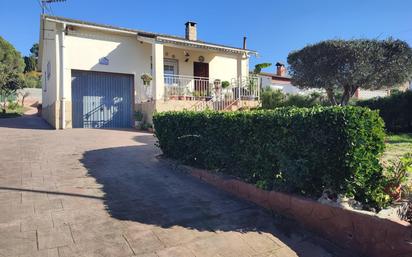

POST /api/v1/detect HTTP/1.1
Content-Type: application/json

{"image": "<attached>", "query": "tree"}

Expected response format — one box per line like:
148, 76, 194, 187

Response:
24, 43, 39, 73
0, 36, 25, 112
253, 63, 272, 74
287, 39, 412, 105
0, 73, 24, 113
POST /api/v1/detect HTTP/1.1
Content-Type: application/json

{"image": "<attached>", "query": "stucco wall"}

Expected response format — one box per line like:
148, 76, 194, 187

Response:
40, 20, 59, 128
64, 27, 152, 102
41, 19, 251, 128
163, 46, 247, 82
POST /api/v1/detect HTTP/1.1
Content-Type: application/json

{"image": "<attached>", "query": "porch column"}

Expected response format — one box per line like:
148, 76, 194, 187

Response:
152, 41, 164, 100
237, 54, 249, 79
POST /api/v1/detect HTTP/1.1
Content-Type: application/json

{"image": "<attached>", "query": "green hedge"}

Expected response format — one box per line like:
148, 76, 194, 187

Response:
356, 91, 412, 133
153, 107, 389, 209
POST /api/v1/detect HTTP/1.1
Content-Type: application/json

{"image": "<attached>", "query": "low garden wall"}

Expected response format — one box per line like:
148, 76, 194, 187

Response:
185, 166, 412, 257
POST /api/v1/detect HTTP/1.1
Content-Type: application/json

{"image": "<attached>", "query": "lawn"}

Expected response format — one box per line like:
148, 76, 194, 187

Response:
0, 106, 27, 118
383, 133, 412, 162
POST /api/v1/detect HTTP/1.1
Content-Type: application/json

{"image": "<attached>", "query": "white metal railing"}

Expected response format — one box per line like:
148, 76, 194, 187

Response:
164, 75, 259, 111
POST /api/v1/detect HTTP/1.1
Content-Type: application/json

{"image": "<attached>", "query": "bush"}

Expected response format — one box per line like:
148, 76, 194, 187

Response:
154, 107, 390, 210
356, 91, 412, 133
23, 71, 41, 88
261, 88, 329, 109
221, 81, 230, 89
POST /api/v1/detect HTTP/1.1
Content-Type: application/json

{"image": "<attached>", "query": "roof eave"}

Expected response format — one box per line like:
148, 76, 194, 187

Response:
42, 15, 258, 56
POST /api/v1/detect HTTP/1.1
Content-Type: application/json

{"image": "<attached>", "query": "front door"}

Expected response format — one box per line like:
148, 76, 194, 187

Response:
193, 62, 209, 96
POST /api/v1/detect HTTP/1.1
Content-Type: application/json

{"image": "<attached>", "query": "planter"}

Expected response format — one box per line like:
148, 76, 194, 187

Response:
179, 164, 412, 257
135, 121, 143, 129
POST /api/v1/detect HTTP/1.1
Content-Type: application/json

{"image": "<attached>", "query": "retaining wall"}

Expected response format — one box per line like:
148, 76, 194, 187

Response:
186, 167, 412, 257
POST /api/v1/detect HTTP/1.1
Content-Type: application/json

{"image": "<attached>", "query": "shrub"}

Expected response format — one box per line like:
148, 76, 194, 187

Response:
134, 111, 143, 121
221, 81, 230, 89
7, 100, 19, 110
154, 107, 390, 210
261, 88, 329, 109
356, 91, 412, 133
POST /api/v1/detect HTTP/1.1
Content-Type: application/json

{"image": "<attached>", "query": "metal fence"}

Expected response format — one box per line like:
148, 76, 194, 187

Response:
163, 75, 259, 111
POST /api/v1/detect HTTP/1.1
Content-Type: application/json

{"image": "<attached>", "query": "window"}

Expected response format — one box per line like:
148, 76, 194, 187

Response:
164, 59, 178, 77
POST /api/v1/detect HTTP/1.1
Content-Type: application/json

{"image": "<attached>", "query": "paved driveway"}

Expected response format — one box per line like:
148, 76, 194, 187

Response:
0, 116, 351, 257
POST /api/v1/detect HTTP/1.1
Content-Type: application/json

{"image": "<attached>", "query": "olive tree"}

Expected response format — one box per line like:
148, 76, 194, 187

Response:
0, 36, 25, 113
287, 39, 412, 105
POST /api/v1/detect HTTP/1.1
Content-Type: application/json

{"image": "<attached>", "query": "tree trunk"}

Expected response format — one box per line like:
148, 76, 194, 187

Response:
340, 86, 358, 106
326, 88, 338, 105
2, 99, 6, 113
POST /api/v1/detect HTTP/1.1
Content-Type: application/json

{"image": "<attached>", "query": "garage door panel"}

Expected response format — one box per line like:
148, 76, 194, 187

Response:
71, 70, 133, 128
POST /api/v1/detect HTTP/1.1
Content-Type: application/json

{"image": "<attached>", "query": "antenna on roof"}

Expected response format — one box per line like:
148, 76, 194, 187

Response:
40, 0, 66, 15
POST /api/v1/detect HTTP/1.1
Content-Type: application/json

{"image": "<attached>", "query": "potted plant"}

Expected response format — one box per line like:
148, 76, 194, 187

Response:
384, 153, 412, 201
134, 111, 144, 129
142, 122, 154, 133
221, 81, 230, 89
140, 73, 152, 86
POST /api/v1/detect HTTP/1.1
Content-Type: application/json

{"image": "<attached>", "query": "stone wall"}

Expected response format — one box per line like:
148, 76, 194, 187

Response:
41, 101, 58, 129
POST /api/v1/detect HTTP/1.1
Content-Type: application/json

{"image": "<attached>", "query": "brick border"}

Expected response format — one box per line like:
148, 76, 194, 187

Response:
186, 166, 412, 257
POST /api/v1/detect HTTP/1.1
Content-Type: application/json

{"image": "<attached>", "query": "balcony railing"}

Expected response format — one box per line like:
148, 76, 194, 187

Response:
164, 75, 260, 102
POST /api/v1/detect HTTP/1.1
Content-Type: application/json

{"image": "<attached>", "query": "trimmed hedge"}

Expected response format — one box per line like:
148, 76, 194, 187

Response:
154, 107, 389, 209
356, 91, 412, 133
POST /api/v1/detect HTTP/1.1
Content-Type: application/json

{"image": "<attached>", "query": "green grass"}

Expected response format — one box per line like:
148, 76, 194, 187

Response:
383, 133, 412, 162
0, 105, 27, 119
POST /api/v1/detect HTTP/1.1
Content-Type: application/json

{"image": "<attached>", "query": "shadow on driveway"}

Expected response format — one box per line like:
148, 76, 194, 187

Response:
79, 134, 355, 257
0, 114, 52, 130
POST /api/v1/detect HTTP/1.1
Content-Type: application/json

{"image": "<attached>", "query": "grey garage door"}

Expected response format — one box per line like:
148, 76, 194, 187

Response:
71, 70, 133, 128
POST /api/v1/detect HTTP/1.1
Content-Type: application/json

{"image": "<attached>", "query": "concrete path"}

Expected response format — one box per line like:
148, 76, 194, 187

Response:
0, 115, 351, 257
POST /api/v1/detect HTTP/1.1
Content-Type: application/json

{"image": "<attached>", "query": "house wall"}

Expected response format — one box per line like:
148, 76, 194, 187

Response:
41, 19, 251, 128
163, 46, 247, 82
63, 27, 153, 128
40, 20, 59, 128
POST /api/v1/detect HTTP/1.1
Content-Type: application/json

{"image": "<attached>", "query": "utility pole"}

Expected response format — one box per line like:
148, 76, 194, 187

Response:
41, 0, 66, 15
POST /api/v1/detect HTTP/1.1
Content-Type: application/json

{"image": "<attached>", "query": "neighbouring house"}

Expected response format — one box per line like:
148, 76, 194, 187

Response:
258, 62, 317, 94
353, 81, 411, 100
38, 15, 259, 129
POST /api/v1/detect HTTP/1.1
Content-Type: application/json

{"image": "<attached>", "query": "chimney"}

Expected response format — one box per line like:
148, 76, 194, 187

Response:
243, 36, 247, 49
276, 62, 286, 77
185, 21, 197, 41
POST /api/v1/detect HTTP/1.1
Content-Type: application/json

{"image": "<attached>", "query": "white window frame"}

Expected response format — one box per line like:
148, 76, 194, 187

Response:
164, 58, 178, 76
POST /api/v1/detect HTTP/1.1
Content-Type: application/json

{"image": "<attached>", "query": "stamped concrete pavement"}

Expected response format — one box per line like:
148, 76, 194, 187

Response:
0, 115, 355, 257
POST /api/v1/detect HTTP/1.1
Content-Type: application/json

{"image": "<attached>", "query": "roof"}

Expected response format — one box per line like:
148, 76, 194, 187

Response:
258, 72, 292, 81
41, 15, 257, 55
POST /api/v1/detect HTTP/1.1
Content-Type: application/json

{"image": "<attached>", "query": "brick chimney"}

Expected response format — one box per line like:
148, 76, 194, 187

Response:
276, 62, 286, 77
185, 21, 197, 41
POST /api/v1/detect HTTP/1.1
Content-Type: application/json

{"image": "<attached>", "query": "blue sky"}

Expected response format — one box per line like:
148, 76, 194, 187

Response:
1, 0, 411, 72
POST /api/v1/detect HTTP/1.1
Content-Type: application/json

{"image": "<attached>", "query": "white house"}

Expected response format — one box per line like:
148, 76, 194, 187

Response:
38, 15, 258, 129
258, 63, 316, 95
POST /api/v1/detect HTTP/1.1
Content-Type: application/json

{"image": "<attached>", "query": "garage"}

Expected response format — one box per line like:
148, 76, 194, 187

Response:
71, 70, 134, 128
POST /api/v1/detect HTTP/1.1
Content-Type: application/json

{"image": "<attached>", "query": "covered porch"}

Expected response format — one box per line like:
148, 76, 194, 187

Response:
136, 36, 259, 120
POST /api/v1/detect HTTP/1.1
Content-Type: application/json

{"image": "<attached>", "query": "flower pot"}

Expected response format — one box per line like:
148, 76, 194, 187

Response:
135, 121, 143, 129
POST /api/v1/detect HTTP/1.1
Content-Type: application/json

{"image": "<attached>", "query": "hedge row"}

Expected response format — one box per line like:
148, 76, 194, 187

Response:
356, 91, 412, 133
153, 107, 389, 209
